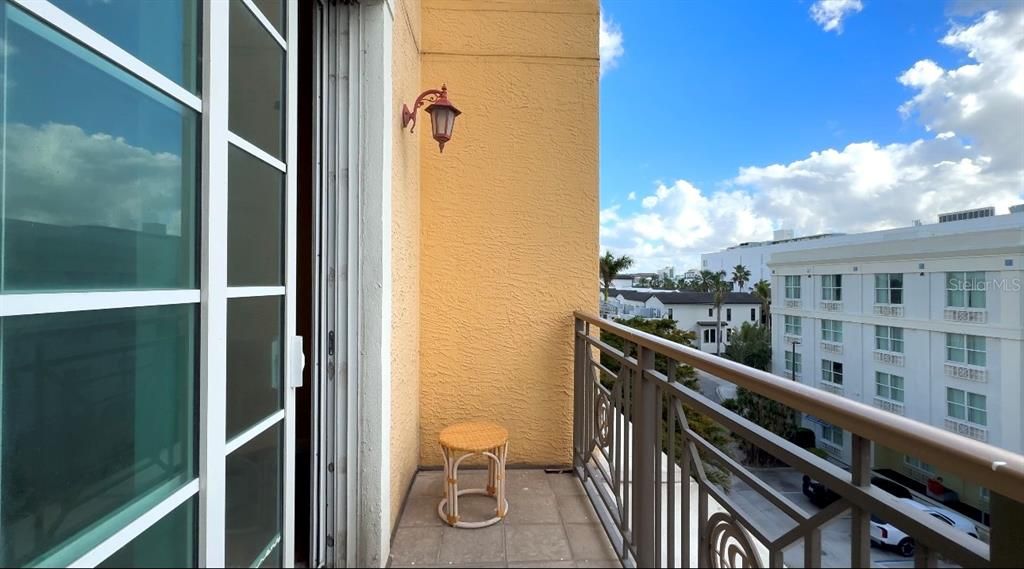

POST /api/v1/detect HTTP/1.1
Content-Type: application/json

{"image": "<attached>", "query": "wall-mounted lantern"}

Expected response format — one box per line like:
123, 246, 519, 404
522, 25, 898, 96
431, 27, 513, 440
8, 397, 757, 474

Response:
402, 84, 461, 153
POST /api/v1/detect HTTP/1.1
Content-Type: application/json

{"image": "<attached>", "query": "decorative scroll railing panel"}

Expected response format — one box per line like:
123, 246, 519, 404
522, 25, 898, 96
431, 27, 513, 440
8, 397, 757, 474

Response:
572, 312, 1024, 569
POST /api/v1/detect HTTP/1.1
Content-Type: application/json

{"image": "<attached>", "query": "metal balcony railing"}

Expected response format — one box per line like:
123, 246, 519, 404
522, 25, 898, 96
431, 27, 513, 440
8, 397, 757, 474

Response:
572, 311, 1024, 568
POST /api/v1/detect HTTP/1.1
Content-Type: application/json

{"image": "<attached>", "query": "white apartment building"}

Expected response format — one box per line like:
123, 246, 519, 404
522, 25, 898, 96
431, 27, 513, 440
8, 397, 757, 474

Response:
701, 229, 843, 290
604, 289, 762, 353
769, 212, 1024, 516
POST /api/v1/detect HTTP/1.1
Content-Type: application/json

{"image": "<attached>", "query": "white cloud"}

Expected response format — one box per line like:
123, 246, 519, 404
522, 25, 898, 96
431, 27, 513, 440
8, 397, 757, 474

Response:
627, 191, 637, 200
602, 6, 1024, 271
4, 122, 186, 235
600, 11, 624, 77
810, 0, 863, 33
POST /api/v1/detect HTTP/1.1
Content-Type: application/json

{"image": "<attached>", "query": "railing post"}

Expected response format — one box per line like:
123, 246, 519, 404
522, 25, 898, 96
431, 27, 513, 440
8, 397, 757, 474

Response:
632, 345, 657, 567
573, 317, 586, 470
850, 434, 872, 568
990, 493, 1024, 568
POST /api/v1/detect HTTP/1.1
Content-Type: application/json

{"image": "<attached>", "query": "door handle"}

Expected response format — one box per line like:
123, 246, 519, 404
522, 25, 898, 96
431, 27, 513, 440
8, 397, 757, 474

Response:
289, 335, 305, 388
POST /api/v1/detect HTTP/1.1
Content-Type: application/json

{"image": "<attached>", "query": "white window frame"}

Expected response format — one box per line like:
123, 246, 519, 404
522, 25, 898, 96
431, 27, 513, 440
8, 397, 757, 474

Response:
821, 423, 843, 447
0, 1, 301, 566
875, 371, 905, 403
784, 315, 802, 336
946, 333, 987, 367
784, 275, 801, 299
821, 319, 842, 343
821, 359, 843, 385
822, 274, 842, 301
874, 273, 903, 305
784, 350, 802, 374
946, 271, 986, 308
946, 387, 987, 426
875, 325, 904, 353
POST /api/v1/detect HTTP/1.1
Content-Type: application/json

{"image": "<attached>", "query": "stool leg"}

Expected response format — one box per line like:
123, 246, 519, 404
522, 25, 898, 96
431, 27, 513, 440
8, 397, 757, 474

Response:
487, 447, 497, 496
497, 442, 508, 518
448, 450, 461, 526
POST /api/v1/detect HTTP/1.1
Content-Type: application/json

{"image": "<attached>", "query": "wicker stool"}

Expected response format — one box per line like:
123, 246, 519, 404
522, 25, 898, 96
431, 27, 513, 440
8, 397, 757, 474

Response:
437, 421, 509, 528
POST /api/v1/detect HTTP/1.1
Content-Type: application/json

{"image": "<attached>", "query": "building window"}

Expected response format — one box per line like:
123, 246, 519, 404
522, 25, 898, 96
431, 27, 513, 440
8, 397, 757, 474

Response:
784, 315, 801, 336
726, 308, 732, 321
947, 388, 987, 426
874, 273, 903, 304
703, 328, 716, 344
822, 274, 842, 301
946, 334, 986, 366
667, 308, 673, 319
980, 487, 990, 502
946, 271, 986, 308
784, 351, 802, 374
784, 275, 801, 299
875, 326, 904, 353
821, 360, 843, 385
821, 423, 843, 446
708, 308, 713, 317
726, 328, 734, 341
904, 455, 935, 474
876, 372, 905, 402
821, 319, 843, 343
750, 308, 756, 321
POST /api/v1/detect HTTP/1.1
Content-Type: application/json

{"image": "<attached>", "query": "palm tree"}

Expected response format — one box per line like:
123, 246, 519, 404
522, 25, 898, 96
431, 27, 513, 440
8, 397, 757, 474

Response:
694, 269, 717, 292
599, 251, 634, 300
709, 272, 731, 355
731, 264, 751, 292
752, 279, 771, 329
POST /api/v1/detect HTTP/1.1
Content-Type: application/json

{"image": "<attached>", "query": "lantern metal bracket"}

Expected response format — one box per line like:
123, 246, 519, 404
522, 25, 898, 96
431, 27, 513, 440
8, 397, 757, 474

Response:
402, 86, 447, 133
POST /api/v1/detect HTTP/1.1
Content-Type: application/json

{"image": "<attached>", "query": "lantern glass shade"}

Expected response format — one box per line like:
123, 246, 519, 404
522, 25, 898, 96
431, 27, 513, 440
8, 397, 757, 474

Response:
430, 106, 457, 141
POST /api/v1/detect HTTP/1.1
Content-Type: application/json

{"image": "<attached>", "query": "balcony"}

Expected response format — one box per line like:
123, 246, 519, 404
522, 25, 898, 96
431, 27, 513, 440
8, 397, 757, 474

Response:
570, 312, 1023, 568
783, 299, 801, 309
944, 362, 987, 382
873, 398, 906, 416
873, 349, 905, 367
819, 300, 842, 312
820, 340, 843, 355
944, 308, 987, 324
818, 381, 844, 396
873, 304, 905, 317
944, 418, 988, 443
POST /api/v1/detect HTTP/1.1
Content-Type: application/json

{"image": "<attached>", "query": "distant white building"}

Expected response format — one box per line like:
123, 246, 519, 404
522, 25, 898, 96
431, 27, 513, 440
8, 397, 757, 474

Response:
701, 229, 844, 290
603, 289, 763, 353
768, 210, 1024, 517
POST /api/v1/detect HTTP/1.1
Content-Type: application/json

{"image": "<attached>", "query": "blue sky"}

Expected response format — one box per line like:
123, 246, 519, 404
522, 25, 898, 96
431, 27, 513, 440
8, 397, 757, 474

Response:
598, 0, 1024, 271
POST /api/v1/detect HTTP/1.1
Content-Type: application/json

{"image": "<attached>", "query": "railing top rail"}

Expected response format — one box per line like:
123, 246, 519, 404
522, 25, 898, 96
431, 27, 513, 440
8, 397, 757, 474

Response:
575, 311, 1024, 502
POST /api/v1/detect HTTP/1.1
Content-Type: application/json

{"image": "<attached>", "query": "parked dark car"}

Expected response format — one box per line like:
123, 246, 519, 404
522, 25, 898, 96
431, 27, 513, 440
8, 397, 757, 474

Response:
802, 475, 913, 508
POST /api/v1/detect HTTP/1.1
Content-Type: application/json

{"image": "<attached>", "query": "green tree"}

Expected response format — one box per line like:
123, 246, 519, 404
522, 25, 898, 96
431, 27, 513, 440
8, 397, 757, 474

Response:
721, 322, 799, 466
599, 317, 732, 485
731, 264, 751, 292
599, 251, 634, 301
693, 269, 717, 292
752, 279, 771, 329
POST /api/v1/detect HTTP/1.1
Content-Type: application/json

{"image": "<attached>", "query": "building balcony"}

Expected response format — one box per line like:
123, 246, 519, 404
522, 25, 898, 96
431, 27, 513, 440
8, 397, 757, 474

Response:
568, 312, 1023, 568
783, 333, 801, 345
820, 340, 843, 354
944, 418, 988, 443
818, 381, 844, 396
944, 362, 987, 382
873, 398, 906, 416
873, 304, 905, 317
783, 298, 801, 309
944, 307, 987, 324
873, 349, 905, 367
819, 300, 842, 312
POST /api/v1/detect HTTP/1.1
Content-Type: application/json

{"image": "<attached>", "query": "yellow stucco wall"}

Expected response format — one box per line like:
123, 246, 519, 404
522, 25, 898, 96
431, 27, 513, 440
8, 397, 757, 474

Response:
390, 0, 422, 530
418, 0, 600, 466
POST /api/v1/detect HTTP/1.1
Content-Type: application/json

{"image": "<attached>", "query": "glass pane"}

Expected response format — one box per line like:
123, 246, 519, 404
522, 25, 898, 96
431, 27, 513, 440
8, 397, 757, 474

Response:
949, 334, 965, 349
1, 4, 198, 292
227, 296, 283, 438
968, 350, 986, 366
50, 0, 199, 92
97, 498, 196, 568
227, 423, 282, 568
969, 289, 986, 308
229, 146, 284, 286
1, 305, 196, 566
251, 0, 285, 36
230, 0, 284, 160
875, 289, 887, 304
891, 289, 902, 304
891, 274, 902, 288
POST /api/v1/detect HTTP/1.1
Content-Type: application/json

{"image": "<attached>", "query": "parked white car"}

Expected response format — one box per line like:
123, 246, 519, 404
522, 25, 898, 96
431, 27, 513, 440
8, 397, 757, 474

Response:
870, 498, 980, 557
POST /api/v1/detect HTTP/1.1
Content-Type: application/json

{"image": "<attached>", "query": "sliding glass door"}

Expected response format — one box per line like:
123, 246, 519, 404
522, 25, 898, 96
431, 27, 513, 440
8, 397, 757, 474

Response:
0, 0, 298, 566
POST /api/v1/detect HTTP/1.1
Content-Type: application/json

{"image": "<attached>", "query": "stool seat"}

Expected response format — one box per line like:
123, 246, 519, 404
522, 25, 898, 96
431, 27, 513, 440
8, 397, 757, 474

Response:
439, 421, 508, 453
